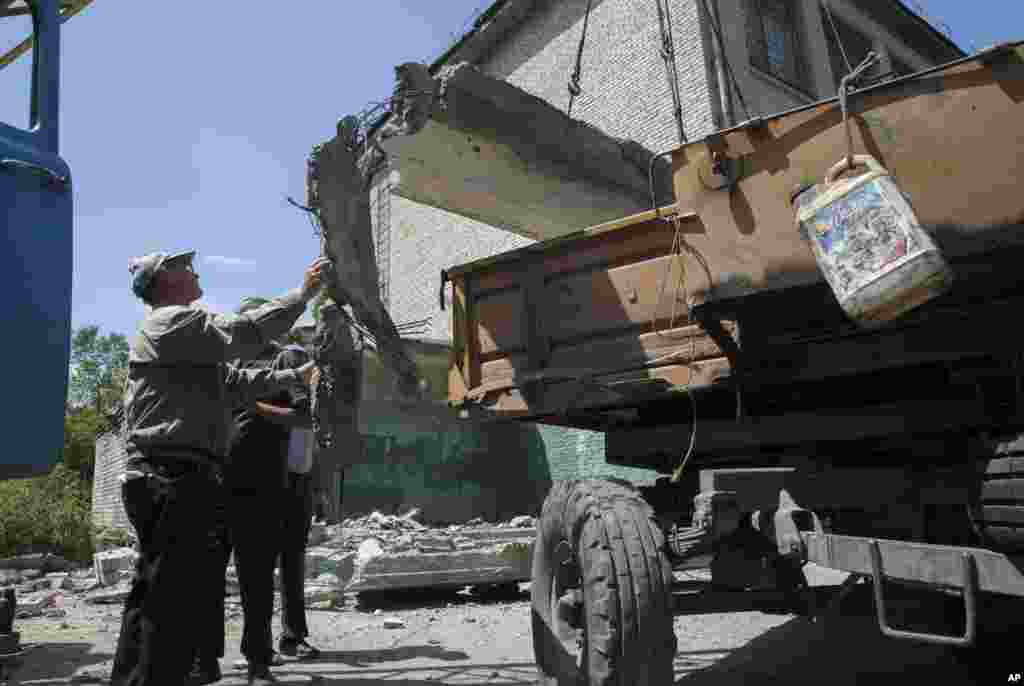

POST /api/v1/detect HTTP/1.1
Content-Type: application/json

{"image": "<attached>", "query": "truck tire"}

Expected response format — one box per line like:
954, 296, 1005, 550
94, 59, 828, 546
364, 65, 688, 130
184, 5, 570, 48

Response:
975, 434, 1024, 552
531, 479, 676, 685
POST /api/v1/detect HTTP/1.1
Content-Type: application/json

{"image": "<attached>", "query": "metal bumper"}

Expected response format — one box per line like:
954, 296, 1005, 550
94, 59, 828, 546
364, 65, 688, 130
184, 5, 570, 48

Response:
803, 533, 1024, 646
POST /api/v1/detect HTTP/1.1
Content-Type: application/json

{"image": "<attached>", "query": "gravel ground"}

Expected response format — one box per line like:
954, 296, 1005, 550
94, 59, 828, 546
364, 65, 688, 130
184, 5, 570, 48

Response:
2, 565, 1018, 685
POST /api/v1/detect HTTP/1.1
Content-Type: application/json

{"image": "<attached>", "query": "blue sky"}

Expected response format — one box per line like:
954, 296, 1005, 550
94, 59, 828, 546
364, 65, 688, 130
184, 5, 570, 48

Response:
3, 1, 1023, 338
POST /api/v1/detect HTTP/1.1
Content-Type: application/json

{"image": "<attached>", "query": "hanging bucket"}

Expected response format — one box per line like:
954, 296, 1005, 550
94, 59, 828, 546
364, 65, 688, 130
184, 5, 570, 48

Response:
791, 155, 953, 327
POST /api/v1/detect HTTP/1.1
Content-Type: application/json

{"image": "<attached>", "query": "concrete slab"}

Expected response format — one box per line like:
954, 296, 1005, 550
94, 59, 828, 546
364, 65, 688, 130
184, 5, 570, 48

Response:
363, 62, 672, 241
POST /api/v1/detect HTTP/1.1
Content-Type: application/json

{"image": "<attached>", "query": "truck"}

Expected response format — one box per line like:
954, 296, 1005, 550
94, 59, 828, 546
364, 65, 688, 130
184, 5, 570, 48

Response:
443, 41, 1024, 684
1, 0, 94, 656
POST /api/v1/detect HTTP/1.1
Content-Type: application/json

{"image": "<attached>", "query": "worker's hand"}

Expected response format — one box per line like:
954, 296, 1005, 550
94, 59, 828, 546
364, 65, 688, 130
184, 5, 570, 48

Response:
301, 257, 332, 300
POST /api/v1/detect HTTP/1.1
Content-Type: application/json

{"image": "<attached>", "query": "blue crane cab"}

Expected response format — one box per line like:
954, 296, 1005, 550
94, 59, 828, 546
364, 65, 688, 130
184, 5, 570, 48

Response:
1, 1, 92, 478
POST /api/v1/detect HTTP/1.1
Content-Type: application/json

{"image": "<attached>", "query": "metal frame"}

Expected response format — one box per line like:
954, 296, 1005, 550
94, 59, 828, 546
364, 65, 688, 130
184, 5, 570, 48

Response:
0, 0, 94, 71
867, 540, 977, 647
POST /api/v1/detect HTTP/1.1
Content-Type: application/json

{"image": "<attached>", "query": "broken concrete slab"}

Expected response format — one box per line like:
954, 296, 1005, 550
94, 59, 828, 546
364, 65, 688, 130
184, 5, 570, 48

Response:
362, 62, 673, 241
341, 540, 535, 593
94, 548, 137, 587
45, 573, 74, 591
508, 516, 535, 528
84, 582, 132, 605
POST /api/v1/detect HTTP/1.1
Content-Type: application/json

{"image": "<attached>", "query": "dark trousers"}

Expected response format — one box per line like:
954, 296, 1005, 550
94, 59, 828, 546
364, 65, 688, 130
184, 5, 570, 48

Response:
229, 492, 283, 666
279, 472, 314, 641
111, 464, 227, 686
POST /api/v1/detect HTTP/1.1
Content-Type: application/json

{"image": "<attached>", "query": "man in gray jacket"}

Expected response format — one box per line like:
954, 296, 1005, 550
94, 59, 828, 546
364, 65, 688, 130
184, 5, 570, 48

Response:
111, 249, 329, 686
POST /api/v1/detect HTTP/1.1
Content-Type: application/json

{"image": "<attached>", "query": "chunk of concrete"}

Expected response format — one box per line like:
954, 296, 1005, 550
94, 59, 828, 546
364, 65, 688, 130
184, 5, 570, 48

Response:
14, 590, 59, 617
0, 553, 71, 573
343, 540, 535, 593
94, 548, 137, 587
84, 582, 132, 605
509, 515, 535, 528
45, 573, 73, 591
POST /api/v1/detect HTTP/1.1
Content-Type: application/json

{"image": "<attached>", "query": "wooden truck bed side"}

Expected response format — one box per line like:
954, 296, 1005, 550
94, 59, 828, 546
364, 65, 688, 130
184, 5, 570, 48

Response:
447, 205, 1024, 430
446, 206, 741, 423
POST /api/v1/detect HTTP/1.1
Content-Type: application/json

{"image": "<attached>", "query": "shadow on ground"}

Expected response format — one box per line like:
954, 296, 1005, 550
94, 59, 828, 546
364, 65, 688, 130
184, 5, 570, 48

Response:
670, 580, 1022, 685
267, 660, 538, 686
291, 644, 470, 668
0, 642, 112, 682
352, 584, 529, 613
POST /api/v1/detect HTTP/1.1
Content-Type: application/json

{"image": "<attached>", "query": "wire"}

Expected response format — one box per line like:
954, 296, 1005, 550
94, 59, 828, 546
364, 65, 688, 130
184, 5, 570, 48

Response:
822, 0, 853, 75
567, 0, 596, 119
653, 0, 686, 144
700, 0, 753, 122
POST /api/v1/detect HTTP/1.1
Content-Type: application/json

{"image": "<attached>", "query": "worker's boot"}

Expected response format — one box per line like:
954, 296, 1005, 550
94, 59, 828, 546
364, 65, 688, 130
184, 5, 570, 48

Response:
247, 664, 279, 686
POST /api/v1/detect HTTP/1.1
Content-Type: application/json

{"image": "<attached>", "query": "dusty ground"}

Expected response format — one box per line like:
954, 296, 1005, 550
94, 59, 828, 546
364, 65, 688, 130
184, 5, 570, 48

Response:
1, 565, 1017, 685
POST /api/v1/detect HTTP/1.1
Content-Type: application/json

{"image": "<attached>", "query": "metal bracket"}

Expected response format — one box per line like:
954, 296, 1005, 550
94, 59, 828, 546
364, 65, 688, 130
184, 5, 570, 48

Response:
868, 540, 977, 647
0, 158, 69, 190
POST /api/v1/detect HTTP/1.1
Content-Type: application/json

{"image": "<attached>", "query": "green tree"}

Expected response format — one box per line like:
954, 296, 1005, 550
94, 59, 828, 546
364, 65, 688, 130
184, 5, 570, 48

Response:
63, 405, 104, 480
68, 325, 129, 415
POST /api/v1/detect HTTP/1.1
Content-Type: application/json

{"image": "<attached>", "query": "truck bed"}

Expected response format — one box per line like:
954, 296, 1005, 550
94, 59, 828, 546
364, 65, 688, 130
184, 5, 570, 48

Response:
446, 206, 1024, 431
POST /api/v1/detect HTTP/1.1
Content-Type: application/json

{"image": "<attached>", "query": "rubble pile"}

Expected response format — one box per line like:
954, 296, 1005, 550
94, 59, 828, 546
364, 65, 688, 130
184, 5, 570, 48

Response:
0, 512, 539, 619
301, 510, 537, 595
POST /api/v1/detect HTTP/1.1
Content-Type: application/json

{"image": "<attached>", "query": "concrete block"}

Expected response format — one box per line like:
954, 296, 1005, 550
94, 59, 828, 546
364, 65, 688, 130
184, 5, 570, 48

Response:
343, 539, 535, 593
14, 590, 59, 617
84, 582, 132, 605
94, 548, 137, 587
44, 573, 73, 591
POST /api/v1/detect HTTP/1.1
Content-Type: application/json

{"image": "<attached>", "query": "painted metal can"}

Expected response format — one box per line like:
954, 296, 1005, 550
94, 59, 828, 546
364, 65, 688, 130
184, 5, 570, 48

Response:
791, 155, 953, 327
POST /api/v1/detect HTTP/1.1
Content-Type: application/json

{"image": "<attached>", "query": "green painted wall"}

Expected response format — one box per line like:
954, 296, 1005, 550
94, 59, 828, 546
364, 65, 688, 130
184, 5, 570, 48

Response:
339, 417, 661, 524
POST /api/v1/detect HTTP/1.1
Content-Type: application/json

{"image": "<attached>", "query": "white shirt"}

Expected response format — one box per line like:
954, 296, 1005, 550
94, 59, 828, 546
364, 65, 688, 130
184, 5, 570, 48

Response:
287, 428, 314, 474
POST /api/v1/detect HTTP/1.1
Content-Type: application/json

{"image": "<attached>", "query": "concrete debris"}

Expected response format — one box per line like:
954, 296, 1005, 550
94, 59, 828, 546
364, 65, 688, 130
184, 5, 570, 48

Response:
0, 569, 22, 586
94, 548, 137, 587
314, 573, 340, 587
0, 553, 71, 573
509, 515, 535, 528
383, 618, 406, 629
72, 578, 102, 595
343, 539, 535, 593
20, 577, 52, 593
303, 586, 338, 606
308, 522, 328, 546
84, 582, 132, 605
45, 573, 74, 591
14, 590, 60, 617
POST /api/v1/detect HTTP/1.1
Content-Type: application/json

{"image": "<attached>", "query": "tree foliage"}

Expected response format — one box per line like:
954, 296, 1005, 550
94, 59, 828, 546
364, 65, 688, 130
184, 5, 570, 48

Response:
68, 325, 129, 414
64, 326, 130, 479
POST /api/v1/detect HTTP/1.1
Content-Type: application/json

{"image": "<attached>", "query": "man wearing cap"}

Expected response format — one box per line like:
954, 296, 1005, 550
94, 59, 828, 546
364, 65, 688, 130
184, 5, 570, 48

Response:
111, 250, 330, 686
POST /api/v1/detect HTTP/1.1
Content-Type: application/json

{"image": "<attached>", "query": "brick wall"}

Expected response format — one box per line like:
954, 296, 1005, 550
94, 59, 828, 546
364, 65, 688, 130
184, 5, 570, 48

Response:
378, 176, 535, 343
92, 429, 131, 534
479, 0, 717, 151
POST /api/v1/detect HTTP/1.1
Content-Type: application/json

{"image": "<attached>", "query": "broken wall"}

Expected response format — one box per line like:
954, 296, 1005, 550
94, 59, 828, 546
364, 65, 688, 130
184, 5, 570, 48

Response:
92, 429, 131, 534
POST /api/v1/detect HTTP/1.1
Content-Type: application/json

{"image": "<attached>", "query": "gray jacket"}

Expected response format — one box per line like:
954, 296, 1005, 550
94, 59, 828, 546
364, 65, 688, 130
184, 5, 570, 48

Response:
123, 289, 309, 464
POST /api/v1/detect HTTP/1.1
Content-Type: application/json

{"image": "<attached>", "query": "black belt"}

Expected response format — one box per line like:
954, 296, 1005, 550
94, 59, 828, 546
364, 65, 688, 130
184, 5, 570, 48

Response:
128, 450, 224, 482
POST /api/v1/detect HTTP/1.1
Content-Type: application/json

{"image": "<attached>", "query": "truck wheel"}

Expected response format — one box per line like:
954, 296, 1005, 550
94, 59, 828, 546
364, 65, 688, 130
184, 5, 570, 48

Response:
531, 479, 676, 685
974, 434, 1024, 551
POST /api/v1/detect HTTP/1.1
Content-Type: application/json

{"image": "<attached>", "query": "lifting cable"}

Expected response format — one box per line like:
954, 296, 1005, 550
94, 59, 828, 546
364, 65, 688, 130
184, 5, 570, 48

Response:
821, 0, 853, 75
566, 0, 595, 119
653, 0, 686, 144
699, 0, 753, 123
